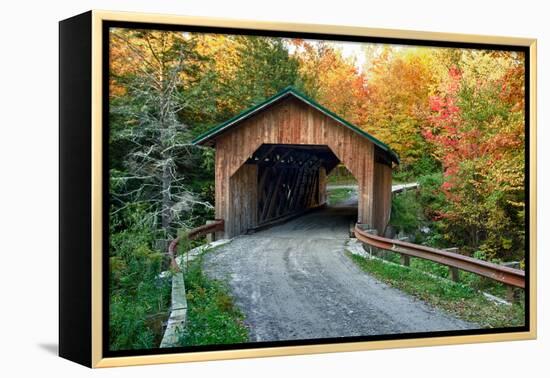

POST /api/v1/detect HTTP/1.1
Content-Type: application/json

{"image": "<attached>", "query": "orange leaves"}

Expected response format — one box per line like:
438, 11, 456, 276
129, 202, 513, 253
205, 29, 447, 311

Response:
293, 41, 369, 123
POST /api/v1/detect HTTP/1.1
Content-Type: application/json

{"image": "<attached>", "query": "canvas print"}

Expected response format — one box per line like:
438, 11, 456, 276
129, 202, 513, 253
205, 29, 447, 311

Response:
107, 25, 527, 354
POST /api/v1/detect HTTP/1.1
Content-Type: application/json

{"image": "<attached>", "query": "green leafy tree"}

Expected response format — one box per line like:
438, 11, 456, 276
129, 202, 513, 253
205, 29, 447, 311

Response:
223, 36, 300, 113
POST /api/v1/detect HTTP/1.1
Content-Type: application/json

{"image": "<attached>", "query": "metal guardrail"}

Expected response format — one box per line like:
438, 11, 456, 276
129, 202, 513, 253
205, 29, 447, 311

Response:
354, 224, 525, 289
167, 219, 225, 271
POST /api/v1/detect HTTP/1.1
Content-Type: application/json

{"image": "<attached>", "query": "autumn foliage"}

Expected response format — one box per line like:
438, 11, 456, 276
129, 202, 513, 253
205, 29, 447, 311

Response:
109, 29, 526, 263
107, 29, 526, 349
423, 54, 525, 260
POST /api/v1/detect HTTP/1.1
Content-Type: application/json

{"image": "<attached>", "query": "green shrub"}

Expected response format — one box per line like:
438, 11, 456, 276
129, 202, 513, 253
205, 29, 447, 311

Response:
327, 188, 354, 205
109, 205, 171, 351
390, 190, 423, 234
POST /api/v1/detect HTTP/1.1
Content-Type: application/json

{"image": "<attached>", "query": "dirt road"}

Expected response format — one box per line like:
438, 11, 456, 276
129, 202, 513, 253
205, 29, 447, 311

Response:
202, 204, 475, 342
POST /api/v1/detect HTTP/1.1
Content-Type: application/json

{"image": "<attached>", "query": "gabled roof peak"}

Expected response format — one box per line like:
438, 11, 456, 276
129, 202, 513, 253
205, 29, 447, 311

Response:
192, 86, 399, 164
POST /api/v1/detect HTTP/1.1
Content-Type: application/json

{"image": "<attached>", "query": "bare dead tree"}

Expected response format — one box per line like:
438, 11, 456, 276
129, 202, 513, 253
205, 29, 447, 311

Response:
110, 29, 214, 236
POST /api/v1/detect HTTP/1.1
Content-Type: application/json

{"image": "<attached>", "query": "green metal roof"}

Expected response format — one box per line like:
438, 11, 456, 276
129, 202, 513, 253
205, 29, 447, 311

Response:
192, 86, 400, 164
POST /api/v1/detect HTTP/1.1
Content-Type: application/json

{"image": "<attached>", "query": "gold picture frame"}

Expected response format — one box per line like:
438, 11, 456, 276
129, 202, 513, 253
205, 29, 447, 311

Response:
59, 10, 537, 368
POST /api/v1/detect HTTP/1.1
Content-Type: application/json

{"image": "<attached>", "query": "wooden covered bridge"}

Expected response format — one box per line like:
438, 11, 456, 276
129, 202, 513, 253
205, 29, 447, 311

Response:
192, 87, 399, 238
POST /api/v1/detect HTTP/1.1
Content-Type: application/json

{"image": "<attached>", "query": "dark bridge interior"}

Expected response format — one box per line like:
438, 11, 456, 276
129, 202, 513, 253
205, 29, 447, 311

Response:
246, 144, 341, 226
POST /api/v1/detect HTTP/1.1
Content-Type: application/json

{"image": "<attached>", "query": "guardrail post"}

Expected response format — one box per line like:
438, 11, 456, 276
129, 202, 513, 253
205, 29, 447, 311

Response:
444, 248, 460, 282
205, 220, 216, 243
506, 285, 519, 303
449, 267, 460, 282
398, 236, 410, 266
365, 228, 379, 257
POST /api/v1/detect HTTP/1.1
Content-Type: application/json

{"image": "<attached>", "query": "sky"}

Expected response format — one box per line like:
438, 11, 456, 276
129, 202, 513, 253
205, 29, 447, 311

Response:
294, 38, 409, 73
332, 41, 367, 70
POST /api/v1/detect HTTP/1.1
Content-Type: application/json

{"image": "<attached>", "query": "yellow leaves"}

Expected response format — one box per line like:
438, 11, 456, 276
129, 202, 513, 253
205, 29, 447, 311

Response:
294, 41, 368, 122
506, 200, 525, 208
195, 34, 240, 79
358, 47, 438, 166
460, 50, 518, 89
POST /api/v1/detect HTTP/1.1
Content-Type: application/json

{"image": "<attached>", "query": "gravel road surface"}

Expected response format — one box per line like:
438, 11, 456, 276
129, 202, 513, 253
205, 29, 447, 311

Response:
202, 203, 476, 342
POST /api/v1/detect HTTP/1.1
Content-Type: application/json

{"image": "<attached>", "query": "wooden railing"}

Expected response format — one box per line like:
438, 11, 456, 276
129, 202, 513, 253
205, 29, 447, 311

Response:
167, 219, 225, 271
161, 219, 224, 348
354, 224, 525, 289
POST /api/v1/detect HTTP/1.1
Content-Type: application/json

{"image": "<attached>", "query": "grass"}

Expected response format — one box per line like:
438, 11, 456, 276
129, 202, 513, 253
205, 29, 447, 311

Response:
327, 188, 355, 205
377, 250, 514, 298
346, 251, 525, 328
410, 257, 512, 298
177, 252, 249, 346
